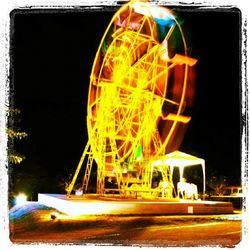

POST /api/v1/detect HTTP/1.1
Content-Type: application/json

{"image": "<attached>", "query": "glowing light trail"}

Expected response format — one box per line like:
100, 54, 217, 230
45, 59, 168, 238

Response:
67, 0, 197, 199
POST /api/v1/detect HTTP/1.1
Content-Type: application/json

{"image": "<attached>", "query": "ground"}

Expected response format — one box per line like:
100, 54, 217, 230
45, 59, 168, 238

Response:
9, 202, 242, 248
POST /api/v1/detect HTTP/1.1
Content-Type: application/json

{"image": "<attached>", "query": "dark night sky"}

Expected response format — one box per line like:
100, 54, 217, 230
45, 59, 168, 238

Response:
9, 5, 241, 197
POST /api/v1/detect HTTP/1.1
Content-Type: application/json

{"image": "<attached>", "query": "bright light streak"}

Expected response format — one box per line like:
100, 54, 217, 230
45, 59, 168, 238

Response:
133, 2, 175, 22
38, 194, 135, 216
15, 193, 27, 206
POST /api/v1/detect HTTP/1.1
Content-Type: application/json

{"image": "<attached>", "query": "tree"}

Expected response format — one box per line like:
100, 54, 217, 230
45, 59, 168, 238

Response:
206, 172, 228, 196
7, 108, 27, 165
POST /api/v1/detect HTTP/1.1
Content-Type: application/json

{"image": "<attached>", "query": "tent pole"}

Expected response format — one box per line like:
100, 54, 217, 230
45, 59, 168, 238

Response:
179, 166, 184, 181
202, 160, 206, 200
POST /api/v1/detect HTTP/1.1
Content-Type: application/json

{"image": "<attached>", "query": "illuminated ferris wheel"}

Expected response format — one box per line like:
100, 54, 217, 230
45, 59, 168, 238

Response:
67, 0, 197, 198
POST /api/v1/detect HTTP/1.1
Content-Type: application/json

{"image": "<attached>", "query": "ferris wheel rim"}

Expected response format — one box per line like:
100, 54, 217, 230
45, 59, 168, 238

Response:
87, 1, 190, 163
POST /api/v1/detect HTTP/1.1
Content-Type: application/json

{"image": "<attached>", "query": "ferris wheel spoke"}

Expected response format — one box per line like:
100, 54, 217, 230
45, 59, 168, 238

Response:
152, 127, 163, 152
163, 23, 176, 42
124, 5, 133, 31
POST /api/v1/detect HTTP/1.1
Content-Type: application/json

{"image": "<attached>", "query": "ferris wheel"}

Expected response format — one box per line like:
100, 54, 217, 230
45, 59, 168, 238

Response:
67, 0, 197, 198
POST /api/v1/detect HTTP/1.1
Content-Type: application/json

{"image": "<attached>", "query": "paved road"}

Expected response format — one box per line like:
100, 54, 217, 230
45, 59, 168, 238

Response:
72, 216, 241, 247
11, 213, 242, 247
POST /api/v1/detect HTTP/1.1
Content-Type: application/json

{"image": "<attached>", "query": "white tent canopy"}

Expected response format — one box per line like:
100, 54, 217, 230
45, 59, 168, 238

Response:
151, 151, 206, 198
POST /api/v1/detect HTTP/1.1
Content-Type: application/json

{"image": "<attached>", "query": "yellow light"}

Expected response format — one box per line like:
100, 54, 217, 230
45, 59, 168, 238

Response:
15, 193, 27, 206
67, 0, 198, 198
163, 113, 191, 124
